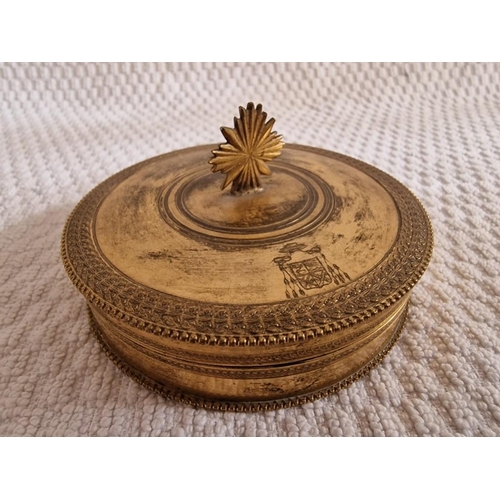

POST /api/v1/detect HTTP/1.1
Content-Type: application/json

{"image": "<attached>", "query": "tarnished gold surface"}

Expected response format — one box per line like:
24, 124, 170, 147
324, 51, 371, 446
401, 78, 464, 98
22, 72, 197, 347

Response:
61, 143, 433, 410
209, 103, 284, 194
92, 146, 399, 305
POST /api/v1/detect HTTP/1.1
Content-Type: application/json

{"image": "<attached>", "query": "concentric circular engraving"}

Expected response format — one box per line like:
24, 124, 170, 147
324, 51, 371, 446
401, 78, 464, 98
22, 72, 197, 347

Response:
159, 163, 339, 247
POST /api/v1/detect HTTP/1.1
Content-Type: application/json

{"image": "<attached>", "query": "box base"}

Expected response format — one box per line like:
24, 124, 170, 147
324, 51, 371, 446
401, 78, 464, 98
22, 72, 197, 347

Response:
86, 299, 409, 412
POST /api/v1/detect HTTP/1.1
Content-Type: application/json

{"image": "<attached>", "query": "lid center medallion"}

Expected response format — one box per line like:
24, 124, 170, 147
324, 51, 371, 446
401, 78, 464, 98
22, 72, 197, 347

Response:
159, 162, 339, 247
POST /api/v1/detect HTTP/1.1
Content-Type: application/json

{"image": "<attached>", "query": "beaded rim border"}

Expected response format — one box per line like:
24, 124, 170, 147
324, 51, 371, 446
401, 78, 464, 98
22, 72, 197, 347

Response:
61, 144, 433, 347
87, 302, 409, 412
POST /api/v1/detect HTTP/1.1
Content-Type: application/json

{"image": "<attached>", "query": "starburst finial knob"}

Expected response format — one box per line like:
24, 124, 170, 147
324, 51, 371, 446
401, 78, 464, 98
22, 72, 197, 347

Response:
209, 103, 285, 195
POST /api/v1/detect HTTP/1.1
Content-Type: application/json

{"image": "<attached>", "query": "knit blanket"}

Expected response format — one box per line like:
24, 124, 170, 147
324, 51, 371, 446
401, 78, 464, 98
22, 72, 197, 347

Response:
1, 62, 499, 436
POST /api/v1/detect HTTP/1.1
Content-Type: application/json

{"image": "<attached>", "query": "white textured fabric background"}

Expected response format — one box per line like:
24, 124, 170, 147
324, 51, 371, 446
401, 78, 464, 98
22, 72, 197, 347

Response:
1, 62, 499, 437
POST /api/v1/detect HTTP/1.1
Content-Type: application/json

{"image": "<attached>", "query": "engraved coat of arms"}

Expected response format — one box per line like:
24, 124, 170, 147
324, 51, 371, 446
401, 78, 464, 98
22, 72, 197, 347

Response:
273, 243, 350, 299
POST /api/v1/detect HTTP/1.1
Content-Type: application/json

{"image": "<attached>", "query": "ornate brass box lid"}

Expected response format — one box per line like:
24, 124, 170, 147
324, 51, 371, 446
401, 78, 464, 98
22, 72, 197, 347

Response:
61, 104, 433, 411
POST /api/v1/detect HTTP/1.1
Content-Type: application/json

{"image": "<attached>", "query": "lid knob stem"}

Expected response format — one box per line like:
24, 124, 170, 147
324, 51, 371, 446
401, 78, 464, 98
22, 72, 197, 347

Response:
209, 103, 285, 195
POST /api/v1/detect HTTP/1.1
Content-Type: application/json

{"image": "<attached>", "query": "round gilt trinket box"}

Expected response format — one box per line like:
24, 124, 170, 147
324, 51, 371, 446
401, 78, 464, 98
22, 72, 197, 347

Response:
61, 103, 433, 411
